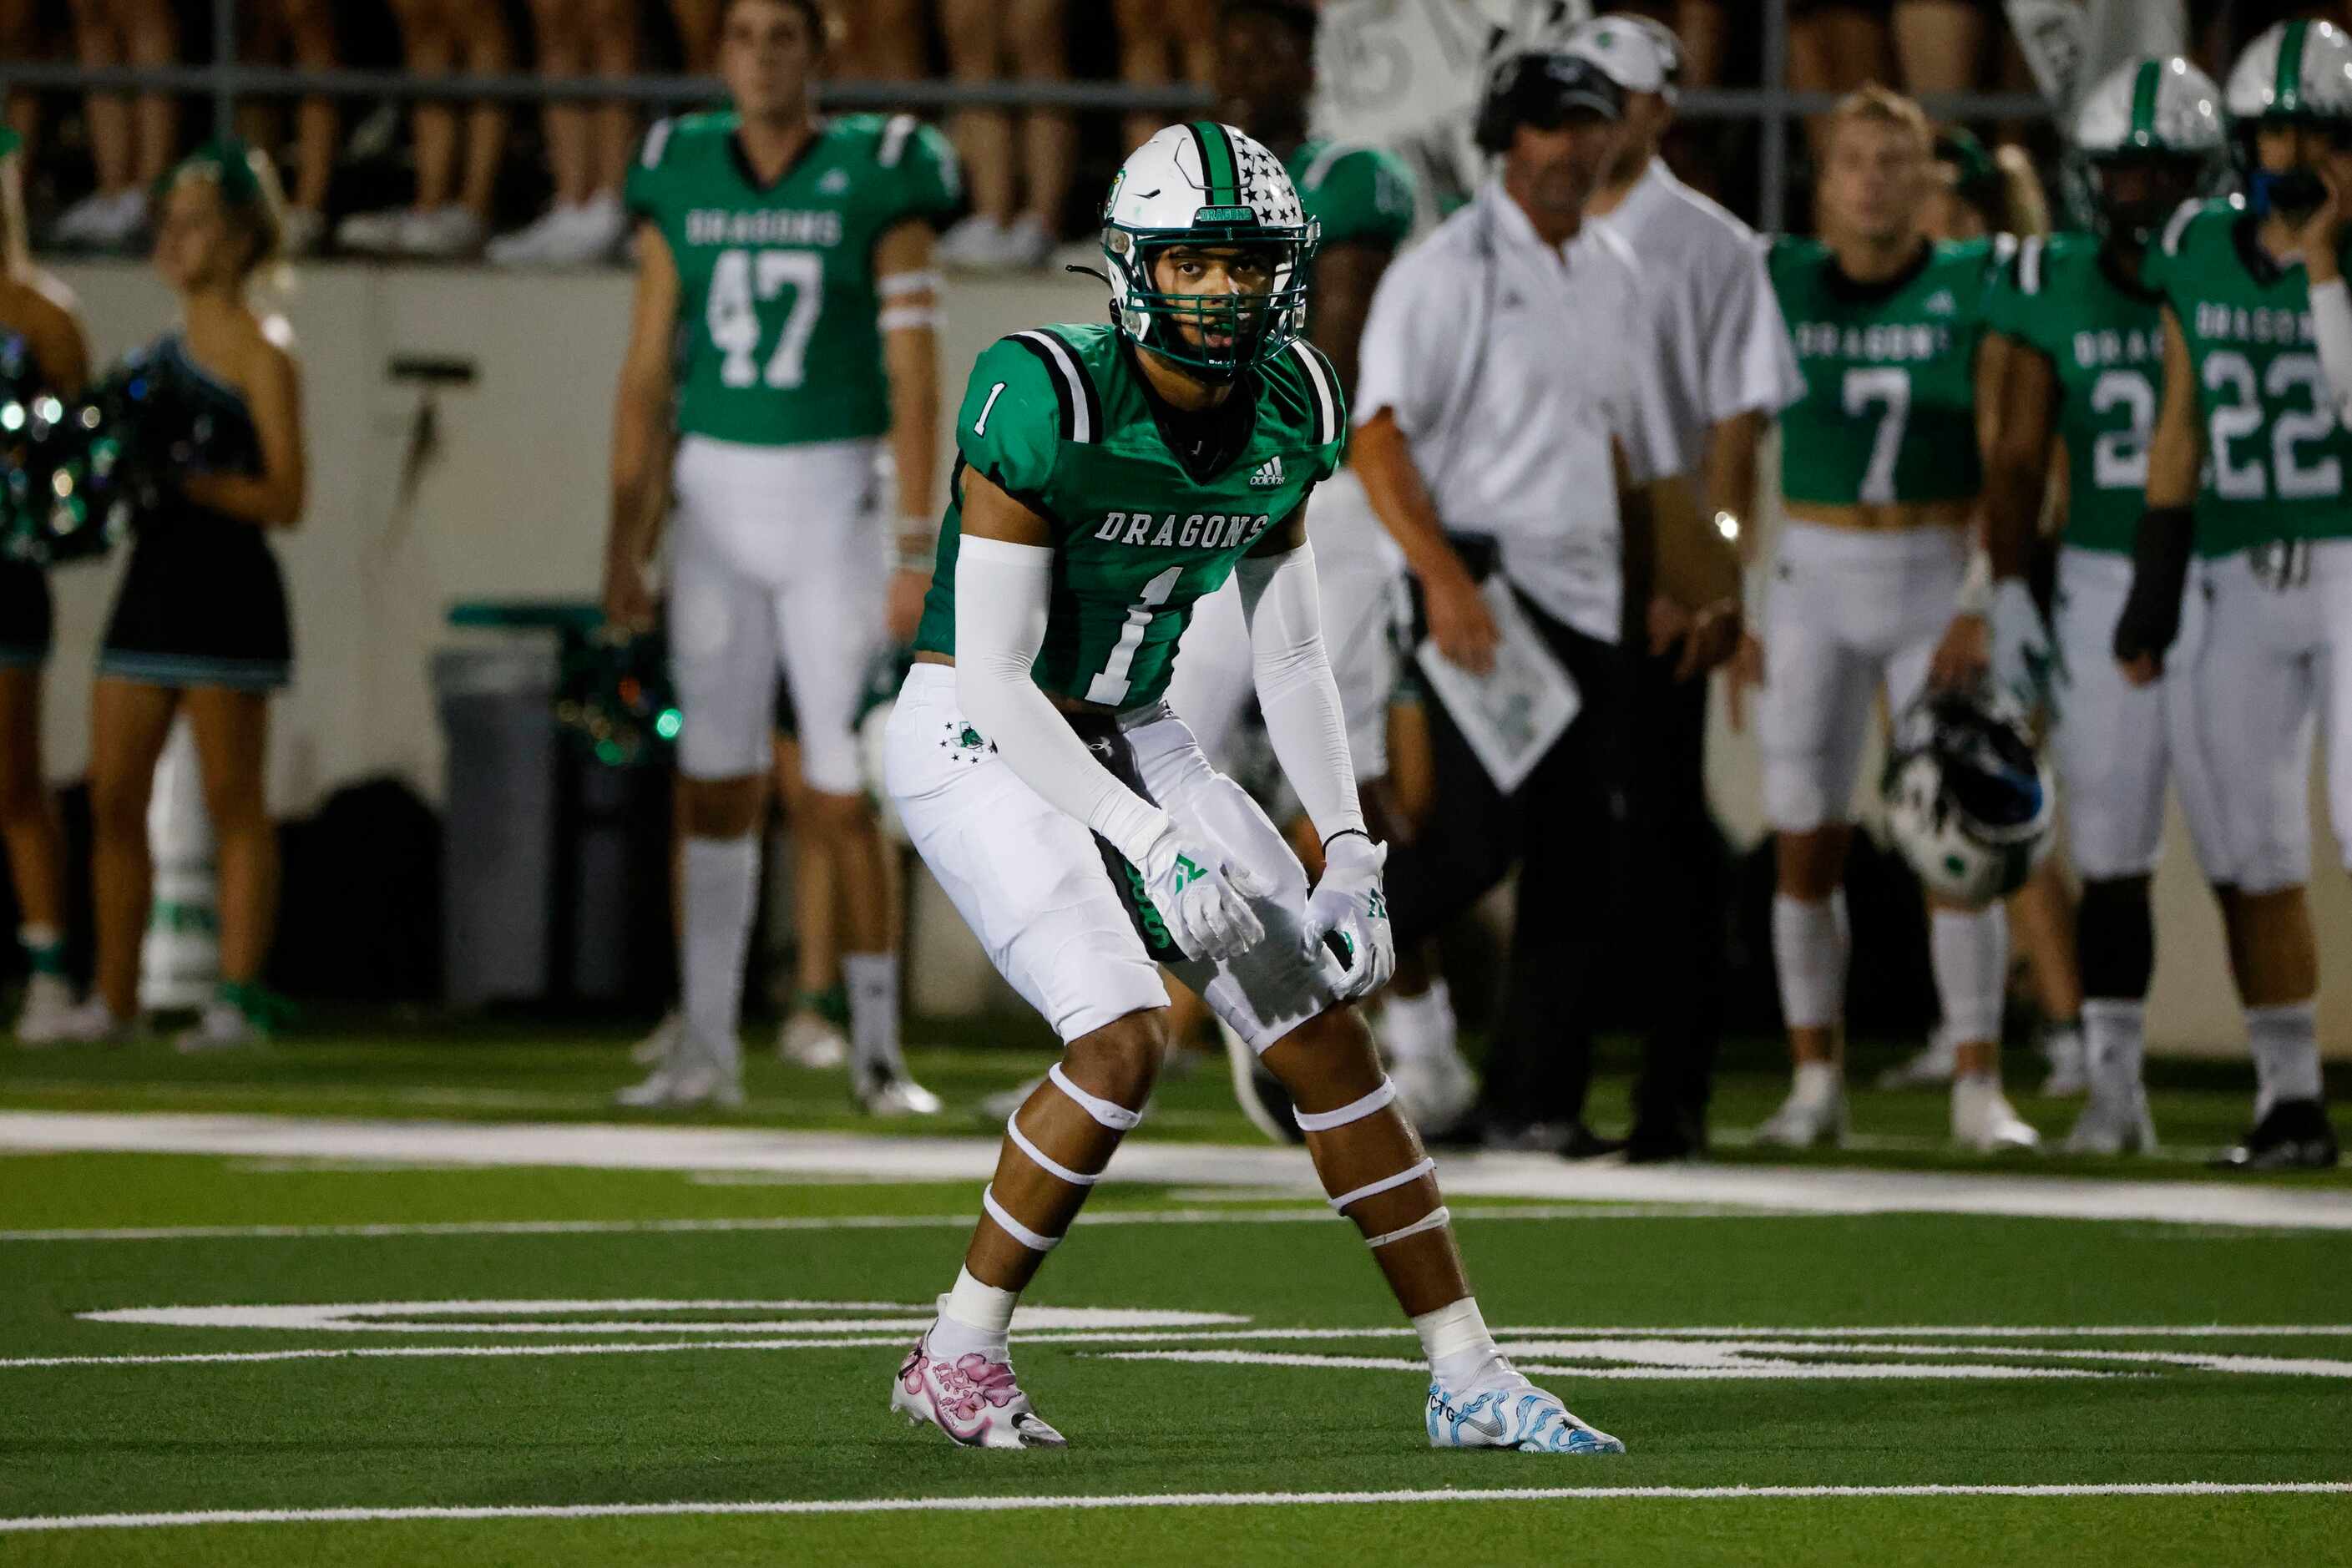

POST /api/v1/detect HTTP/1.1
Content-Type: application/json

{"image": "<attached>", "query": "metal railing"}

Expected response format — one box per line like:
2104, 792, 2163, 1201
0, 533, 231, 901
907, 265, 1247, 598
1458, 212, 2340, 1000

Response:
0, 0, 2056, 235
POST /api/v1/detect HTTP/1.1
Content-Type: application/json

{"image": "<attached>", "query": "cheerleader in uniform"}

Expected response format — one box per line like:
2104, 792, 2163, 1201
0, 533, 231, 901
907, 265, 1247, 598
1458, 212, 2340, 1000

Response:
0, 125, 93, 1044
62, 139, 306, 1049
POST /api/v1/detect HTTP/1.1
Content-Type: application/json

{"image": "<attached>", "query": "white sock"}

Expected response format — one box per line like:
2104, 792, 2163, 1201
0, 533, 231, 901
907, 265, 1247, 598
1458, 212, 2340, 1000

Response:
1790, 1059, 1839, 1107
1772, 893, 1849, 1030
2081, 999, 2146, 1090
2248, 1001, 2321, 1116
929, 1266, 1019, 1362
1381, 980, 1456, 1065
1414, 1296, 1505, 1388
680, 834, 760, 1074
843, 951, 902, 1070
1930, 904, 2008, 1047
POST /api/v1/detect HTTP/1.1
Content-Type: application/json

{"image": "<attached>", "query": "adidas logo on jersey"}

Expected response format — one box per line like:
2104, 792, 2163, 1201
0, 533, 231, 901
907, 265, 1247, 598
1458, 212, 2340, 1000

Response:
1925, 290, 1956, 316
1249, 456, 1284, 488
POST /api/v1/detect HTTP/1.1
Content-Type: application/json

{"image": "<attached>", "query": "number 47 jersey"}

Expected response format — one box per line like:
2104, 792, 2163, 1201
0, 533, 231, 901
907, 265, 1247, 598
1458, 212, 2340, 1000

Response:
626, 111, 959, 448
913, 323, 1348, 711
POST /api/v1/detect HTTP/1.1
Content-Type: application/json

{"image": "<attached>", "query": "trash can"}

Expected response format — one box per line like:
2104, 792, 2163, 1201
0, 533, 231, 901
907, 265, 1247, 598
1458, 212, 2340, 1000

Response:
434, 603, 672, 1011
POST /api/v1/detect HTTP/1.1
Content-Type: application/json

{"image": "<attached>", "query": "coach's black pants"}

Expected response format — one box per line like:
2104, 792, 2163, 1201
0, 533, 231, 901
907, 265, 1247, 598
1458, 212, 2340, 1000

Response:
1384, 589, 1725, 1144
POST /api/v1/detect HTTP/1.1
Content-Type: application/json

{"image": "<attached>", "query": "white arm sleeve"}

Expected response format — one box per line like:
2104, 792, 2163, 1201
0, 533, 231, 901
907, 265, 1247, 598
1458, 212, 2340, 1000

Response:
953, 535, 1171, 866
1233, 541, 1367, 847
2309, 277, 2352, 425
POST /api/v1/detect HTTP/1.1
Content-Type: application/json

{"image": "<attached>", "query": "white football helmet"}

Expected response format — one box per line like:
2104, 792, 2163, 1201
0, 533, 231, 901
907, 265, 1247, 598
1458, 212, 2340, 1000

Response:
2225, 18, 2352, 213
2069, 56, 2226, 242
1882, 686, 2055, 906
1100, 122, 1318, 378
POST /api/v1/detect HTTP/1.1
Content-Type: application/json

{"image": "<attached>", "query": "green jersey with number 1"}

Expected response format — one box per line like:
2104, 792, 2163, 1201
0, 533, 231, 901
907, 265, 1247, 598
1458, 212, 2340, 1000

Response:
1982, 232, 2167, 556
1770, 235, 2009, 507
2140, 197, 2352, 552
626, 111, 959, 448
913, 324, 1348, 711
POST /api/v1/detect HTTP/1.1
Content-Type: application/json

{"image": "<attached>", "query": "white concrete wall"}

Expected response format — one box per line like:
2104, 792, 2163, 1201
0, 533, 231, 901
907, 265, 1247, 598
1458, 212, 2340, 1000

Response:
40, 261, 2348, 1053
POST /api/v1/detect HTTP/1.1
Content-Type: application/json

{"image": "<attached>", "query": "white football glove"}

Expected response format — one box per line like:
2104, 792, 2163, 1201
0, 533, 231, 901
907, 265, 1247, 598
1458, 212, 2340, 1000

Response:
1137, 822, 1268, 963
1990, 578, 2059, 724
1303, 833, 1395, 1000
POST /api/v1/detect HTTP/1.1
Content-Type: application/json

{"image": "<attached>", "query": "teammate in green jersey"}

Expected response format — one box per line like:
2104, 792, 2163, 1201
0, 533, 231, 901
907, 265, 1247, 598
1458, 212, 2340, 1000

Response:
1976, 57, 2234, 1156
1746, 85, 2040, 1155
0, 127, 89, 1047
2116, 18, 2352, 1170
885, 123, 1620, 1456
600, 0, 956, 1114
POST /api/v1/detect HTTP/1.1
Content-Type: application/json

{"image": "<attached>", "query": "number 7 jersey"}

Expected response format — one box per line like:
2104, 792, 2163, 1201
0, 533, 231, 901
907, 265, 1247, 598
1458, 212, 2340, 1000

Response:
626, 111, 959, 448
1769, 235, 2009, 506
913, 323, 1348, 711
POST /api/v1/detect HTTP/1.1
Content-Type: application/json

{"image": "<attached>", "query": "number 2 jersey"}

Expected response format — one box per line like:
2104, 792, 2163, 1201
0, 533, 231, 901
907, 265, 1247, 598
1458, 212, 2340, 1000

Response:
2141, 196, 2352, 552
1982, 231, 2165, 556
626, 110, 959, 448
913, 324, 1348, 711
1769, 235, 2009, 506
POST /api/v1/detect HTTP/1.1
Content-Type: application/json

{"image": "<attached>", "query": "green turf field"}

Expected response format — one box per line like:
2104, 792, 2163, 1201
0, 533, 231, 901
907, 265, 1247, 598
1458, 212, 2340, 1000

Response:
4, 1029, 2349, 1565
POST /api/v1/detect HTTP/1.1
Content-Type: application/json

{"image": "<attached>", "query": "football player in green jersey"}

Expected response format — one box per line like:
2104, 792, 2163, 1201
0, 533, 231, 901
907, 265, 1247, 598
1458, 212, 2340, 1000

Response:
1165, 0, 1469, 1137
600, 0, 957, 1114
884, 124, 1621, 1455
1975, 57, 2233, 1156
1747, 86, 2040, 1154
0, 126, 89, 1046
2117, 19, 2352, 1170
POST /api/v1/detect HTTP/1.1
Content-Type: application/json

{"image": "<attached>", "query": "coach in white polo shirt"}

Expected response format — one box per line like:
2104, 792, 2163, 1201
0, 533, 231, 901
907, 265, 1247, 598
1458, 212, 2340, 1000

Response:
1569, 13, 1803, 1161
1353, 46, 1741, 1157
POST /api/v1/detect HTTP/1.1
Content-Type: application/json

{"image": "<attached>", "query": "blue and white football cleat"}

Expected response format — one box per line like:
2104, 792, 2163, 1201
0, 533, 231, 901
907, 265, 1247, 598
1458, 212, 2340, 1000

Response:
1428, 1373, 1625, 1455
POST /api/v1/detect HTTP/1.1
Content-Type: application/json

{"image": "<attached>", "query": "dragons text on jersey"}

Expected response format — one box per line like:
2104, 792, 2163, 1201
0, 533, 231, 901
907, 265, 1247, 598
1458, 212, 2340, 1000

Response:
1771, 235, 2011, 506
2143, 197, 2352, 550
627, 111, 959, 448
915, 323, 1347, 711
1985, 232, 2166, 554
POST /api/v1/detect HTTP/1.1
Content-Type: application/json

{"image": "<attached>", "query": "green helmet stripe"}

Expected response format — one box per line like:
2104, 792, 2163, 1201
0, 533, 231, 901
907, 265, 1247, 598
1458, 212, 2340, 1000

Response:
2129, 58, 2162, 142
1190, 120, 1240, 205
2277, 19, 2308, 114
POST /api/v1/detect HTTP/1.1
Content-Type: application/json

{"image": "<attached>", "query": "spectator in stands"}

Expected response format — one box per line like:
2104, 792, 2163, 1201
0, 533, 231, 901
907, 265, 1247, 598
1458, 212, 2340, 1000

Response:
489, 0, 639, 266
238, 0, 341, 255
830, 0, 929, 83
936, 0, 1071, 271
336, 0, 513, 258
1892, 0, 1992, 98
51, 0, 180, 251
1114, 0, 1216, 161
672, 0, 721, 74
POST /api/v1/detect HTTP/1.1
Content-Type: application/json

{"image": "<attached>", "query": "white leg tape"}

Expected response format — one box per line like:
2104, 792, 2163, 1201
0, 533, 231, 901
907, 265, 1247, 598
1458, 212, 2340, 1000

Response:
1048, 1063, 1144, 1130
1363, 1205, 1451, 1250
1292, 1076, 1399, 1133
980, 1185, 1061, 1252
1327, 1156, 1436, 1214
1005, 1112, 1099, 1186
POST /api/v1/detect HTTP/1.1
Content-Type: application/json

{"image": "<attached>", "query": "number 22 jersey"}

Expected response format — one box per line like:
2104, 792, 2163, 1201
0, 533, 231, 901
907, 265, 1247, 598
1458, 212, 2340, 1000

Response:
625, 110, 959, 449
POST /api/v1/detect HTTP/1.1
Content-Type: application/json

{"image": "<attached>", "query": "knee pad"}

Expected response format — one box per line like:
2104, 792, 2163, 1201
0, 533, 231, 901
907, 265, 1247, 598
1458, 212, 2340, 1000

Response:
2076, 878, 2154, 1003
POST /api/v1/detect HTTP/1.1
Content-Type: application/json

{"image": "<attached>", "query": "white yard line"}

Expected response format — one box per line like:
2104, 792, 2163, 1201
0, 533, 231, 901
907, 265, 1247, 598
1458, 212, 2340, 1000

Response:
0, 1203, 1702, 1244
4, 1110, 2352, 1231
3, 1482, 2346, 1534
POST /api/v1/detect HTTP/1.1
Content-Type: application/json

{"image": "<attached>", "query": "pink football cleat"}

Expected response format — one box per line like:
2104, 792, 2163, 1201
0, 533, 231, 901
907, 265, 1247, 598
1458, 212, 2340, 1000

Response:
890, 1326, 1069, 1449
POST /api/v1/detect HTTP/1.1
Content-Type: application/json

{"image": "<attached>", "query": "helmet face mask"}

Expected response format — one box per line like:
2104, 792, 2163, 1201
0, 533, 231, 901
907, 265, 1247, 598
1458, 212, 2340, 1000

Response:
2224, 19, 2352, 216
1100, 123, 1318, 382
2066, 56, 2225, 243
